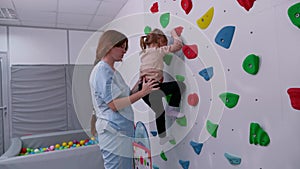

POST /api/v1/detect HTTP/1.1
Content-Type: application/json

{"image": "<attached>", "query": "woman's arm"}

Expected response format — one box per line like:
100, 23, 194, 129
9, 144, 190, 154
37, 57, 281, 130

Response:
130, 77, 141, 94
108, 79, 158, 112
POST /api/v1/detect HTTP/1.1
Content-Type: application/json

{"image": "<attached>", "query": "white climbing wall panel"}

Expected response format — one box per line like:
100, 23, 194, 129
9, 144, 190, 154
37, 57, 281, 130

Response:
117, 0, 300, 169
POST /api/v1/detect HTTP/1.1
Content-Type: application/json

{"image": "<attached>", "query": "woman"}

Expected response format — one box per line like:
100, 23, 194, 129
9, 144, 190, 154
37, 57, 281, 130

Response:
89, 30, 158, 169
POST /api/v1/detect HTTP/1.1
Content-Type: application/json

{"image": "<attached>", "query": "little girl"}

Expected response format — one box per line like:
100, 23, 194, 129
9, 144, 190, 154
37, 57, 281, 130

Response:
138, 27, 186, 144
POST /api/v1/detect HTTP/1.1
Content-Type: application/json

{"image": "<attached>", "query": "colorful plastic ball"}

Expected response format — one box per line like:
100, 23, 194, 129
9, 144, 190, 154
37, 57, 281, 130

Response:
62, 142, 67, 147
55, 144, 60, 149
88, 140, 93, 145
68, 141, 73, 146
49, 145, 55, 151
34, 148, 39, 153
21, 148, 27, 153
80, 140, 85, 145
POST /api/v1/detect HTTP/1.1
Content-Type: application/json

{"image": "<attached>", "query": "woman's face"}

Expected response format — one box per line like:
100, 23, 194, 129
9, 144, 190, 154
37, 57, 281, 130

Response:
109, 42, 127, 62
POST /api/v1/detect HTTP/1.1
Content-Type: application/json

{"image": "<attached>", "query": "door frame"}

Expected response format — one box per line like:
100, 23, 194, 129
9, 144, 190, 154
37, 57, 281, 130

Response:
0, 52, 10, 152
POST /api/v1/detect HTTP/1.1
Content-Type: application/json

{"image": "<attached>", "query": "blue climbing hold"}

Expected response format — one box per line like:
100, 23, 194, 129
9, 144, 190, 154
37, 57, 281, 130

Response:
153, 164, 159, 169
150, 131, 157, 136
179, 160, 190, 169
224, 152, 242, 165
215, 26, 235, 49
199, 67, 214, 81
189, 141, 203, 155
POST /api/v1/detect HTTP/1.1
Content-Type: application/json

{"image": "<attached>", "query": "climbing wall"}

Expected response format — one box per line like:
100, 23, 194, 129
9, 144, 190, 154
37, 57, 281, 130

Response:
125, 0, 300, 169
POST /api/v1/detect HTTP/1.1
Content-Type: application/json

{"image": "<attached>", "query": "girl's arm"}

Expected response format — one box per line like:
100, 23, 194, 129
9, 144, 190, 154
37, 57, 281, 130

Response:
161, 27, 183, 53
169, 28, 183, 52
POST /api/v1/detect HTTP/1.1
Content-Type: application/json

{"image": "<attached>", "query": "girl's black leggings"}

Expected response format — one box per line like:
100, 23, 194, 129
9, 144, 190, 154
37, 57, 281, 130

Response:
138, 81, 186, 137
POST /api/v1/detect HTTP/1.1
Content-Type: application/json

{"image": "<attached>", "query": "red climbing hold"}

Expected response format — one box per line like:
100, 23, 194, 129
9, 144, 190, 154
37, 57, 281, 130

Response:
182, 44, 198, 59
150, 2, 159, 13
175, 26, 184, 36
287, 88, 300, 110
236, 0, 256, 11
188, 93, 199, 106
181, 0, 193, 15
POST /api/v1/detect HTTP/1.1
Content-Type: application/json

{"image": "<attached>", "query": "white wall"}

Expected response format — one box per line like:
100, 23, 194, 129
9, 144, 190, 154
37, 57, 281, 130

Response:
117, 0, 300, 169
7, 27, 95, 65
115, 0, 144, 19
9, 27, 68, 65
69, 30, 95, 64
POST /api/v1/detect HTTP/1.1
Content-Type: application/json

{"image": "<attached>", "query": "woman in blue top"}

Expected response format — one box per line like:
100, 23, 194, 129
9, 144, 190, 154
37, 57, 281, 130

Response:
89, 30, 158, 169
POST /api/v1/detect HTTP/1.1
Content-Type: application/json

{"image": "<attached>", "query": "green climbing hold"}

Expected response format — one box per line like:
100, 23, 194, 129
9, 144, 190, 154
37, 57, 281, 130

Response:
176, 116, 187, 126
242, 54, 260, 75
160, 13, 170, 28
165, 94, 172, 103
163, 54, 173, 65
175, 75, 185, 82
206, 120, 218, 138
249, 122, 260, 145
249, 122, 270, 146
219, 92, 240, 109
144, 26, 152, 35
169, 139, 176, 145
160, 151, 168, 161
288, 2, 300, 29
257, 129, 270, 146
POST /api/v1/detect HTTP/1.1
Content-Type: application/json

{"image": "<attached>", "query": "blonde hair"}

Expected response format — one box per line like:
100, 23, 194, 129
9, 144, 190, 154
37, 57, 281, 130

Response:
140, 28, 167, 50
94, 30, 128, 65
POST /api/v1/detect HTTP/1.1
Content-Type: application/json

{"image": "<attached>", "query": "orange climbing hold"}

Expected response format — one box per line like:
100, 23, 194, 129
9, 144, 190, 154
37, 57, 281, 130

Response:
181, 0, 193, 15
150, 2, 159, 13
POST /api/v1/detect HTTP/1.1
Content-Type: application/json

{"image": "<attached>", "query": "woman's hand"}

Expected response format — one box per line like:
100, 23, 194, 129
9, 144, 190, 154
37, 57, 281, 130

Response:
140, 78, 160, 97
107, 78, 160, 112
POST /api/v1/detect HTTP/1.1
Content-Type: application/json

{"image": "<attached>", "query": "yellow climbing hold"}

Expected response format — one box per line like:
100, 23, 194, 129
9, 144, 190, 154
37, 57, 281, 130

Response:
196, 7, 214, 30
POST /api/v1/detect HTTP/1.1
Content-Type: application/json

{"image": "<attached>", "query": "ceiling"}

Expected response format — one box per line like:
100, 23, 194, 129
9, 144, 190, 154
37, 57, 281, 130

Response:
0, 0, 129, 31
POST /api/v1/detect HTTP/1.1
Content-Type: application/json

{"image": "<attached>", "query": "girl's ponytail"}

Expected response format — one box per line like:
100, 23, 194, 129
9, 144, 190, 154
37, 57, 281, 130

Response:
140, 35, 147, 50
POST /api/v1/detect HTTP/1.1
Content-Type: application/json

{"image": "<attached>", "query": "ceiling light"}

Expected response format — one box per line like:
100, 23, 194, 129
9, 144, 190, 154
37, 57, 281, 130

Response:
0, 8, 18, 20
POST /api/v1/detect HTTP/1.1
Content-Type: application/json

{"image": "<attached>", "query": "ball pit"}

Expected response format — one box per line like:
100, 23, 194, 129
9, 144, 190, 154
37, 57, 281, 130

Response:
18, 137, 98, 156
0, 130, 104, 169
